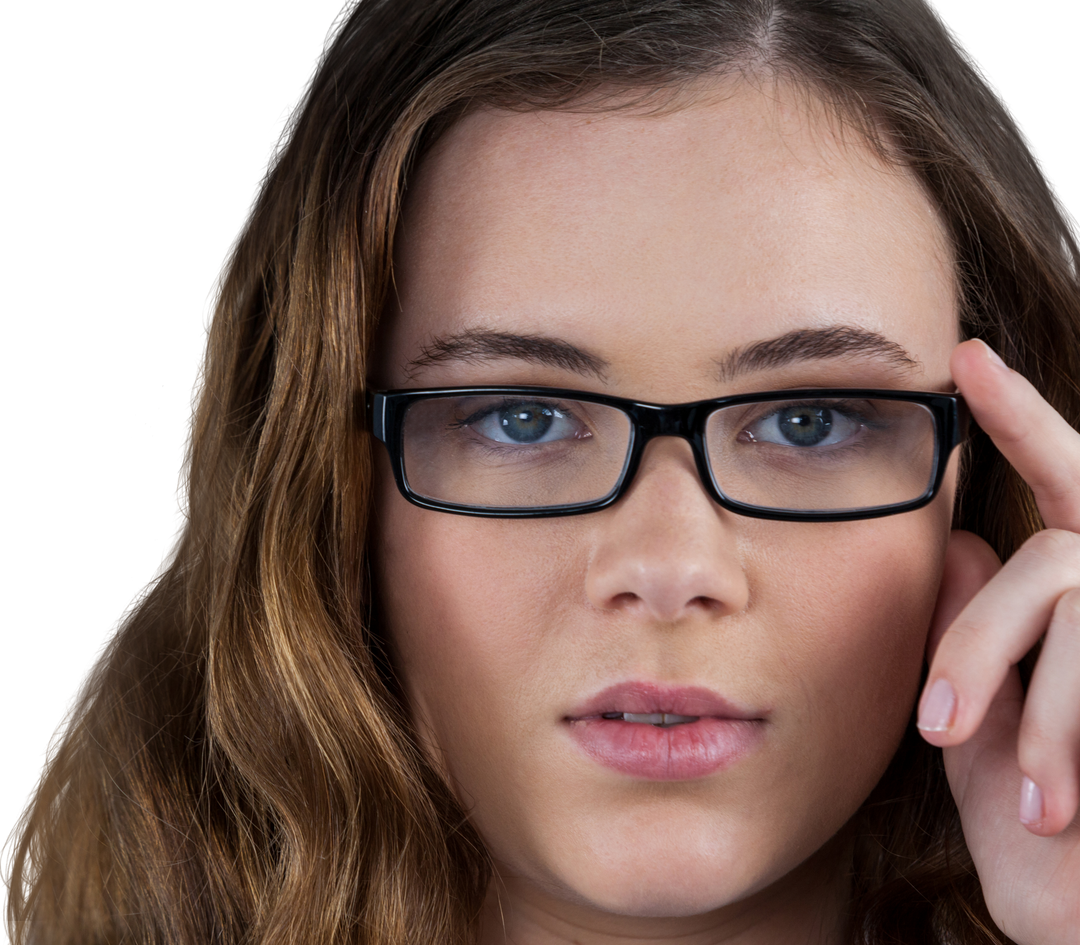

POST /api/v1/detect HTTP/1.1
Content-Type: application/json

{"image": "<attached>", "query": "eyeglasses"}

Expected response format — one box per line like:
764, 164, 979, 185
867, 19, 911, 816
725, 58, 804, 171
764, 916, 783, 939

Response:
368, 386, 969, 521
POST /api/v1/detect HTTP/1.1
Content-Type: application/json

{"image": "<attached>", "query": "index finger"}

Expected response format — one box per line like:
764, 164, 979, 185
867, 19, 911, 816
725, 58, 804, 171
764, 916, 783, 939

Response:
951, 339, 1080, 533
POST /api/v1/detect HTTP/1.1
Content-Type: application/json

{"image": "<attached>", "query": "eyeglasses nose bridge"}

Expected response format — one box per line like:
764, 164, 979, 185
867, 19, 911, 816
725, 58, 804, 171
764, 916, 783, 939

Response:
633, 402, 700, 440
621, 403, 717, 502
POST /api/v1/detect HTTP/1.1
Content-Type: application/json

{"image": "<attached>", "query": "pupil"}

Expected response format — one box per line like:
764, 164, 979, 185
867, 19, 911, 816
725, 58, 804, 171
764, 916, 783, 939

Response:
499, 404, 554, 442
778, 406, 831, 446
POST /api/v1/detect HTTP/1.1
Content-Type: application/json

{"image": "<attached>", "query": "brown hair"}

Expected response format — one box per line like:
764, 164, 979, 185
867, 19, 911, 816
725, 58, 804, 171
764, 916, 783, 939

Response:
7, 1, 1080, 942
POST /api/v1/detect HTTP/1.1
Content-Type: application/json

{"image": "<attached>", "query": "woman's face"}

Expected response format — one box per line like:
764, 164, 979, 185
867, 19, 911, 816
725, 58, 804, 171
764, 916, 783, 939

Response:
373, 77, 959, 934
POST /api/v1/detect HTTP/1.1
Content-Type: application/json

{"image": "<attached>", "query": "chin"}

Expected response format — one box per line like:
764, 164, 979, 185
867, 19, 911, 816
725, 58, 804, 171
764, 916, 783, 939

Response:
572, 879, 748, 919
511, 807, 800, 918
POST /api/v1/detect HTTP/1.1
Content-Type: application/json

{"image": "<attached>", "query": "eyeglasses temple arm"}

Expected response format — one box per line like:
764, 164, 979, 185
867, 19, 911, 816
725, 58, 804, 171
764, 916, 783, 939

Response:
367, 391, 387, 442
953, 395, 973, 447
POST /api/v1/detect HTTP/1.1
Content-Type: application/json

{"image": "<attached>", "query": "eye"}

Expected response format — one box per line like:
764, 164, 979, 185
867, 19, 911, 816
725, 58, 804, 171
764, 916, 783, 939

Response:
466, 399, 586, 445
746, 404, 862, 448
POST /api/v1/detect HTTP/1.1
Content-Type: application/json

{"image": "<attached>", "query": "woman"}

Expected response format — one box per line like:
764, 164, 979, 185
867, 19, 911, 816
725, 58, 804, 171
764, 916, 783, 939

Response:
7, 0, 1080, 942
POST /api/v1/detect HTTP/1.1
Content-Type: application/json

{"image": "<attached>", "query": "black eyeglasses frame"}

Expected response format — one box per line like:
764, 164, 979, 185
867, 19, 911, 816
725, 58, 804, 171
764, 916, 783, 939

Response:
367, 386, 969, 522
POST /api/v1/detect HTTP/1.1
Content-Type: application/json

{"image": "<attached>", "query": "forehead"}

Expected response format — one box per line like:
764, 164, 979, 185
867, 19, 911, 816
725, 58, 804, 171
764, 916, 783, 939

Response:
385, 76, 957, 394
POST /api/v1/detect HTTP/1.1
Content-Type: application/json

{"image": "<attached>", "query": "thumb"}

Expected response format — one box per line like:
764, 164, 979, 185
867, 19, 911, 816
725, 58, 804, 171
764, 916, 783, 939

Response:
926, 530, 1002, 663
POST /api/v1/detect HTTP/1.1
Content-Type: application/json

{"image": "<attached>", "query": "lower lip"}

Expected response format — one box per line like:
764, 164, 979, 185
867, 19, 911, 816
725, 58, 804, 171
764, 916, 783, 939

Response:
566, 717, 764, 780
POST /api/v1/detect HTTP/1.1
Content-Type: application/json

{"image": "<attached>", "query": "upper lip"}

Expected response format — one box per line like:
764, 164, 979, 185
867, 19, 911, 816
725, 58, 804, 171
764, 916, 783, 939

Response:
566, 681, 764, 721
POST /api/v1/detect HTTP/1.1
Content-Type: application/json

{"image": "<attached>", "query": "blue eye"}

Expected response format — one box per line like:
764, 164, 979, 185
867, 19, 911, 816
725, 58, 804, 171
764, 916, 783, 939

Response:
496, 403, 556, 442
748, 404, 861, 448
777, 406, 832, 446
468, 400, 582, 445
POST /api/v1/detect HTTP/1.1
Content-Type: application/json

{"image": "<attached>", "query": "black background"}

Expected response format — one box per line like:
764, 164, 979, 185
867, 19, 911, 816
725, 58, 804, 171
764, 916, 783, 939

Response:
4, 0, 1075, 829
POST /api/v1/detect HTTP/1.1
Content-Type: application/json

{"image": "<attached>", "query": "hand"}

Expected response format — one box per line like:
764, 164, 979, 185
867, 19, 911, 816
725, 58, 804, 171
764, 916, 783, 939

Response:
919, 339, 1080, 944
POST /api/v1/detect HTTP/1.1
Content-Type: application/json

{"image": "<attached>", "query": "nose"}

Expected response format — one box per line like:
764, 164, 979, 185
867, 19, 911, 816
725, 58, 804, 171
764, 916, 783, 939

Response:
584, 437, 750, 621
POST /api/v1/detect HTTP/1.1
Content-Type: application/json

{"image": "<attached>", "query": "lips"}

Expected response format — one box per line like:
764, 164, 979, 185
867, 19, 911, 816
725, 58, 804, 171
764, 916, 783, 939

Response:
565, 682, 766, 781
569, 682, 758, 720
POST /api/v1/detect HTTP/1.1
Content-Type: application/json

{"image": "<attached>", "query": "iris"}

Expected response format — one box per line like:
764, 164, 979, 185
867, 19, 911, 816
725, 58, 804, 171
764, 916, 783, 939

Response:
777, 406, 832, 446
499, 403, 557, 442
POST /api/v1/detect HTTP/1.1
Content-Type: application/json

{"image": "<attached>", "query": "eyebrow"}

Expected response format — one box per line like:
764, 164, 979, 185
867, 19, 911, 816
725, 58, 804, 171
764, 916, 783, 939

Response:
715, 326, 920, 382
402, 324, 919, 385
404, 329, 609, 381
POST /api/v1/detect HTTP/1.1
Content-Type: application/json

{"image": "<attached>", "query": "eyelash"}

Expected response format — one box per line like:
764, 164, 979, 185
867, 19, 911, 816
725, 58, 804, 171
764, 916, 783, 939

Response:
451, 399, 585, 451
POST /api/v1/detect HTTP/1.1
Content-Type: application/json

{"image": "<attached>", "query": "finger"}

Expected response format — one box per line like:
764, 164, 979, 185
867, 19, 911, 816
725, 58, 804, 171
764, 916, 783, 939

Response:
925, 530, 1002, 664
942, 664, 1023, 826
919, 528, 1080, 745
1016, 586, 1080, 835
943, 665, 1080, 942
951, 339, 1080, 533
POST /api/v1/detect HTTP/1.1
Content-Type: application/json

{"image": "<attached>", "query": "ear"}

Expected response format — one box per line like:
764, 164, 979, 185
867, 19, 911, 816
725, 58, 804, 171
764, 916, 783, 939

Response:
926, 530, 1003, 663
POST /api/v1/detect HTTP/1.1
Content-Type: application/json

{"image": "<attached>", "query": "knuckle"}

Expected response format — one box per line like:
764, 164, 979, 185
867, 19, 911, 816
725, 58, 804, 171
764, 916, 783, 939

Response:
1016, 714, 1058, 760
936, 615, 986, 653
1016, 702, 1080, 776
932, 618, 1011, 682
1051, 586, 1080, 627
1019, 528, 1080, 571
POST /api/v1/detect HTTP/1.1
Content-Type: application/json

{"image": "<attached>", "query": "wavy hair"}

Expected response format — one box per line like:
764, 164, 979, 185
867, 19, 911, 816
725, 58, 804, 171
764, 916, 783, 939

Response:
8, 1, 1080, 942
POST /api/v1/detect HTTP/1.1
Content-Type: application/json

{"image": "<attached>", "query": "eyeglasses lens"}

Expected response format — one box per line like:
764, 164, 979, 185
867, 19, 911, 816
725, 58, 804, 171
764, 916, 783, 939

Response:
400, 394, 938, 513
402, 394, 632, 510
705, 398, 937, 512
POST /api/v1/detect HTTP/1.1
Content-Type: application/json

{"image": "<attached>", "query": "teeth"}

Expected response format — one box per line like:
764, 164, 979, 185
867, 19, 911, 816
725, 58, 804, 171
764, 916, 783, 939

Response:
602, 712, 700, 727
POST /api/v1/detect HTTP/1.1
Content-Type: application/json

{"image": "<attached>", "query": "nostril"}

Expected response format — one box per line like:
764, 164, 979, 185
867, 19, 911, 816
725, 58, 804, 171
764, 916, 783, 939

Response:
608, 591, 641, 610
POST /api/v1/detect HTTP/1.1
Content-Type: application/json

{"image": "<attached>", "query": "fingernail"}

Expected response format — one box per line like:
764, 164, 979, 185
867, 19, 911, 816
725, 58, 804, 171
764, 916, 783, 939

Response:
976, 339, 1009, 371
917, 678, 956, 732
1019, 776, 1044, 825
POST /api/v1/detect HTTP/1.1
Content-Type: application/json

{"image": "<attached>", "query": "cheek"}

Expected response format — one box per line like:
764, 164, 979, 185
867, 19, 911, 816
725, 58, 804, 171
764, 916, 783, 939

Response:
738, 416, 963, 734
744, 506, 949, 784
759, 523, 936, 685
374, 473, 580, 768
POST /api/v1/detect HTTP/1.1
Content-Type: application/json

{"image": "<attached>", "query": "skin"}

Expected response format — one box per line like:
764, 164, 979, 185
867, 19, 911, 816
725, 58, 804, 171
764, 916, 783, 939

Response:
372, 76, 1080, 944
